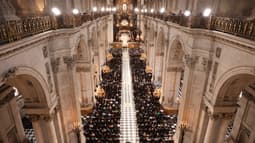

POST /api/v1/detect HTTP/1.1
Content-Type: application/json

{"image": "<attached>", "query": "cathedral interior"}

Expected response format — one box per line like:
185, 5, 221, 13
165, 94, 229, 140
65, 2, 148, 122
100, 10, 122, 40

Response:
0, 0, 255, 143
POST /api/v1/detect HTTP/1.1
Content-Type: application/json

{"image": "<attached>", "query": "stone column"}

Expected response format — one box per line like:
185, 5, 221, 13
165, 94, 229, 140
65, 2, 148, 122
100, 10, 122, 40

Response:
195, 106, 209, 143
42, 114, 58, 143
216, 118, 230, 143
203, 113, 233, 143
51, 55, 81, 143
29, 115, 45, 143
175, 55, 211, 142
203, 114, 218, 143
54, 106, 64, 143
163, 67, 182, 107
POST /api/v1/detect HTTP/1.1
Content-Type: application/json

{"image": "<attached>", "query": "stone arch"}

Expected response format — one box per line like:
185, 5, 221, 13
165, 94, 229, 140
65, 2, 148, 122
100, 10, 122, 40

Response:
166, 38, 186, 68
3, 66, 51, 108
74, 34, 91, 63
213, 66, 255, 106
162, 37, 187, 107
202, 66, 255, 143
167, 35, 189, 57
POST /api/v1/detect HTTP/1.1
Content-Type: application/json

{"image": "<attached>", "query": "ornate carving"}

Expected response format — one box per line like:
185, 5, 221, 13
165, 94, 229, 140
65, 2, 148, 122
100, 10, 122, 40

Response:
201, 57, 212, 71
207, 109, 234, 120
42, 46, 48, 58
1, 67, 17, 82
51, 57, 60, 73
41, 113, 54, 121
63, 56, 74, 70
184, 54, 199, 69
215, 47, 222, 58
27, 114, 41, 122
45, 62, 53, 93
209, 62, 218, 92
76, 67, 90, 72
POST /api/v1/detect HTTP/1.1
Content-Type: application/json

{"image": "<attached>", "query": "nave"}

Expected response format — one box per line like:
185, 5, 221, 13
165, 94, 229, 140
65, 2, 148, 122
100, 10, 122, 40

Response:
82, 47, 177, 143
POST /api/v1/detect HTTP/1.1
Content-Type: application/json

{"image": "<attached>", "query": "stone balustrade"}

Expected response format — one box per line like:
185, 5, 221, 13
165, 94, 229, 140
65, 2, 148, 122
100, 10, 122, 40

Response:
0, 12, 110, 45
145, 13, 255, 41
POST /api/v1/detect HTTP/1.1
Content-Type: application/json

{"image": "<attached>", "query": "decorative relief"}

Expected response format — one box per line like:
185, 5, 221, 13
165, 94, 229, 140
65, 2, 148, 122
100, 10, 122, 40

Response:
51, 57, 60, 73
27, 114, 41, 122
41, 113, 54, 121
45, 62, 53, 93
76, 67, 90, 72
183, 54, 199, 69
215, 47, 222, 58
42, 46, 48, 58
207, 111, 234, 120
201, 57, 212, 72
28, 113, 55, 122
63, 56, 74, 70
209, 62, 218, 93
1, 67, 17, 82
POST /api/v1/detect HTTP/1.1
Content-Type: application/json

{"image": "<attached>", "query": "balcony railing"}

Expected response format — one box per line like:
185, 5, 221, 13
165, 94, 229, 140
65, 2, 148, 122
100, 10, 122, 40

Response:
0, 12, 109, 45
145, 13, 255, 41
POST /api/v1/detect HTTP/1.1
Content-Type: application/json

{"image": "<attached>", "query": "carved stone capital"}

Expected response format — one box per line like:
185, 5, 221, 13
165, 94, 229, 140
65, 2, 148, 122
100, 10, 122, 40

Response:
201, 57, 212, 72
27, 114, 41, 122
183, 54, 199, 69
207, 111, 234, 120
41, 113, 54, 121
63, 56, 74, 70
207, 112, 220, 120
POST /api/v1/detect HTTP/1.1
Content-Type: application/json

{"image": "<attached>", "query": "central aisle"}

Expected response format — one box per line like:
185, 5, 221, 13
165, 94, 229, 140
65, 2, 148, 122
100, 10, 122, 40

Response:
120, 48, 139, 143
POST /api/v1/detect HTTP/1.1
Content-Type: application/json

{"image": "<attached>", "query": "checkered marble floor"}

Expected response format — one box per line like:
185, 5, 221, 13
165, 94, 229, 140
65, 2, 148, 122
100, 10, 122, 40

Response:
24, 129, 36, 143
120, 48, 139, 143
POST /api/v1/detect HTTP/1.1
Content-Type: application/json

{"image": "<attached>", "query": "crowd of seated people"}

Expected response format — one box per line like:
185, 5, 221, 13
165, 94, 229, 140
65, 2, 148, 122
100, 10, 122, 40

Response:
82, 48, 123, 143
83, 47, 177, 143
129, 48, 177, 143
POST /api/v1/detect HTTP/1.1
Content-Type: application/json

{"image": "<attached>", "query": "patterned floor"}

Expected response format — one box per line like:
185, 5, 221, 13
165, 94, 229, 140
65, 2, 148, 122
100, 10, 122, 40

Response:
22, 117, 36, 143
24, 128, 36, 143
120, 48, 140, 143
